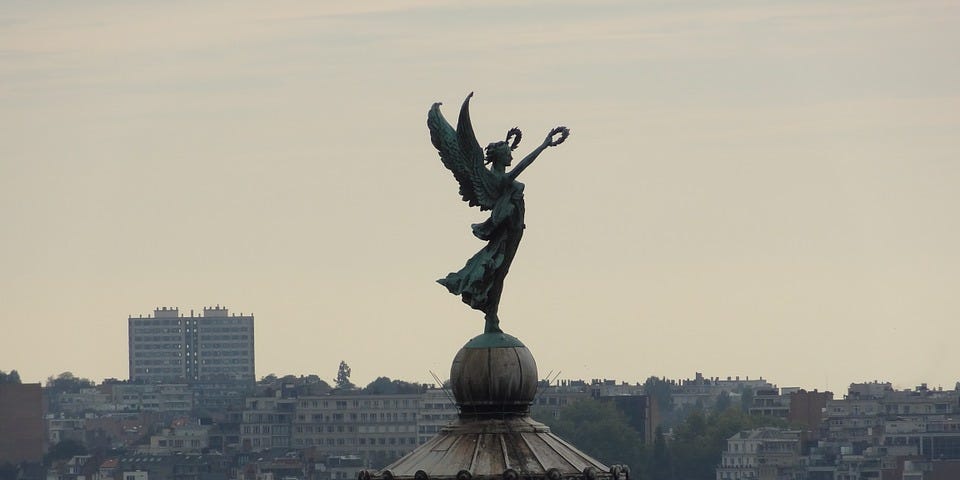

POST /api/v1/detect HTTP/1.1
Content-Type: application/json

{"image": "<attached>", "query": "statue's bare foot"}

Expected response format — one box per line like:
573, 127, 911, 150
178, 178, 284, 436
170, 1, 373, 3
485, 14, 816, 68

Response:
484, 314, 503, 334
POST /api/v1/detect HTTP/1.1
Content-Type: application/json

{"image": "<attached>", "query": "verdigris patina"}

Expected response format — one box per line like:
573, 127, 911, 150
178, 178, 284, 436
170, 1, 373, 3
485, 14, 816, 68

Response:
428, 93, 569, 334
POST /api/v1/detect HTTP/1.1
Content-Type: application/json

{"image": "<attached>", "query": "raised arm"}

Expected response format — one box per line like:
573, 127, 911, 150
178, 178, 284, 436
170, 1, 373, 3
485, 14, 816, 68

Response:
507, 126, 569, 180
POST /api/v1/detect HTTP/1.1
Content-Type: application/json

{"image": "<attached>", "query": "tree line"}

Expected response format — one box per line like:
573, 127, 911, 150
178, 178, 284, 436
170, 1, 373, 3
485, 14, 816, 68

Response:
531, 376, 788, 480
257, 361, 428, 395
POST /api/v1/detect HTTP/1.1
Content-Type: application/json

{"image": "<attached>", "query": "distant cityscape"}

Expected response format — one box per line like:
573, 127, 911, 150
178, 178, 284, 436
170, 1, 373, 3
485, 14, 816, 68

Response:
1, 305, 958, 480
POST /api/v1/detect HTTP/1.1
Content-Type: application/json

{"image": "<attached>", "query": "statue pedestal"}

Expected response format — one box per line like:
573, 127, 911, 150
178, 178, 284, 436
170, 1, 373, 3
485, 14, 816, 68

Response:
451, 333, 537, 417
370, 332, 618, 480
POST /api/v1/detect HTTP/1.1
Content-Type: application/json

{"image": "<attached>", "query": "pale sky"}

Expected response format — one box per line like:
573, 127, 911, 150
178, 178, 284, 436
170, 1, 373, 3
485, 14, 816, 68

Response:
2, 1, 958, 393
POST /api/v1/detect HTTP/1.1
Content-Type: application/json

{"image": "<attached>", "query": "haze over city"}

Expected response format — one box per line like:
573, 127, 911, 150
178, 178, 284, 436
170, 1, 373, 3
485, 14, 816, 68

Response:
2, 1, 958, 392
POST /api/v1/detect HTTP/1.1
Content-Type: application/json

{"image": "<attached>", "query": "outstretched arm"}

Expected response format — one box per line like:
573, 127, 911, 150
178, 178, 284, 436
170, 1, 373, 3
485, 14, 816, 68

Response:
507, 127, 569, 180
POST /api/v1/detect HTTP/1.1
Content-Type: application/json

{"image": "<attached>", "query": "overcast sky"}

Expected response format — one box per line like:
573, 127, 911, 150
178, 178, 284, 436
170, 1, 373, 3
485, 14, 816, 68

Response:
2, 0, 958, 393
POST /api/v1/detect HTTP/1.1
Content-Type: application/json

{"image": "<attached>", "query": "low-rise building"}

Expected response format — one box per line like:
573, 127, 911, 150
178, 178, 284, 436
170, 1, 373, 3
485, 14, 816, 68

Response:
292, 393, 420, 468
531, 381, 590, 419
239, 389, 456, 468
416, 389, 457, 444
753, 382, 960, 479
788, 389, 833, 435
58, 387, 114, 414
111, 383, 193, 413
716, 427, 803, 480
324, 455, 365, 480
48, 416, 86, 446
824, 395, 883, 454
240, 395, 295, 451
675, 373, 774, 411
47, 454, 98, 480
750, 388, 791, 418
114, 453, 228, 480
143, 422, 210, 455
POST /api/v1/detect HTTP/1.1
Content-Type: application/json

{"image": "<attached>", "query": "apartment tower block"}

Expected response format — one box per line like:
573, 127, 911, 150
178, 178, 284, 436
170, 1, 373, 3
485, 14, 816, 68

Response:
128, 306, 255, 384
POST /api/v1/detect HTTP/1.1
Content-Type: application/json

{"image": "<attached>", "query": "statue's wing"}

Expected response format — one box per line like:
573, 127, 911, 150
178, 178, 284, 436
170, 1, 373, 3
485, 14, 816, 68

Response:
428, 93, 499, 211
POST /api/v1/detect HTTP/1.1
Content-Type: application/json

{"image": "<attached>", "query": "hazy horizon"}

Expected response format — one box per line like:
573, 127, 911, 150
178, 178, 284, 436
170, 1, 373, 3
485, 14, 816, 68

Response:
2, 1, 958, 393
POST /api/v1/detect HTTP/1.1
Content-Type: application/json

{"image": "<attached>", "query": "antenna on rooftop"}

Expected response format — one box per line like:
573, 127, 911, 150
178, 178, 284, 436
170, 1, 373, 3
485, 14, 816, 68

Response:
532, 370, 563, 406
428, 370, 456, 409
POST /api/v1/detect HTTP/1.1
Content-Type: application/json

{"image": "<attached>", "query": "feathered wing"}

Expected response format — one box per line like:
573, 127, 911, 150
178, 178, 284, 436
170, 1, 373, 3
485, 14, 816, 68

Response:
428, 93, 499, 211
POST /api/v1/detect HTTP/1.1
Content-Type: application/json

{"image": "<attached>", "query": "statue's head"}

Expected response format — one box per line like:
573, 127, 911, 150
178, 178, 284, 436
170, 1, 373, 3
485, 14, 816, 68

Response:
485, 127, 522, 167
485, 141, 513, 167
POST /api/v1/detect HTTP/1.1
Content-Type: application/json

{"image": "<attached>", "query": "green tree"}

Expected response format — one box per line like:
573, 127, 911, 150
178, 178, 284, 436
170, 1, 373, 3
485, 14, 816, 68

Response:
362, 377, 426, 395
533, 399, 643, 471
739, 387, 754, 412
714, 390, 733, 412
257, 373, 332, 395
642, 376, 673, 413
0, 370, 21, 384
45, 372, 94, 395
296, 375, 333, 396
301, 379, 332, 396
669, 410, 713, 480
669, 407, 787, 480
361, 377, 426, 395
44, 439, 87, 466
335, 361, 354, 390
363, 376, 397, 394
650, 426, 672, 480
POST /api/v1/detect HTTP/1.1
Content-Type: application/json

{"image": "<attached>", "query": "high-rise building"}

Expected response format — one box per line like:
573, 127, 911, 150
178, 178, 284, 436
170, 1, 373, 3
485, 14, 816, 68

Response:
0, 383, 46, 464
128, 306, 255, 384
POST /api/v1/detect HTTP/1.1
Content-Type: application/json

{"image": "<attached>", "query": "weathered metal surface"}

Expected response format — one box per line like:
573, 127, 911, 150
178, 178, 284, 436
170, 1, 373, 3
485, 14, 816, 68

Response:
450, 344, 537, 415
462, 332, 526, 349
376, 417, 610, 480
366, 335, 621, 480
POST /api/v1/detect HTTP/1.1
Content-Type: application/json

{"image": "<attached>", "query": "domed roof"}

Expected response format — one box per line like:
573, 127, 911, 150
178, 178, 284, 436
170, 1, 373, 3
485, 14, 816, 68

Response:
449, 333, 537, 416
366, 332, 623, 480
375, 416, 618, 480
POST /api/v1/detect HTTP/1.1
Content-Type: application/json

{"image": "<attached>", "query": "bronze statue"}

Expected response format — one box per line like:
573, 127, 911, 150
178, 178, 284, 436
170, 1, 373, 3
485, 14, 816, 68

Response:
428, 93, 569, 334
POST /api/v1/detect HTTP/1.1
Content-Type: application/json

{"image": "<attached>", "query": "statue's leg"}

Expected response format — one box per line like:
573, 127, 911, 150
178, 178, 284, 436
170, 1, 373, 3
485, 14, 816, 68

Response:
483, 267, 506, 334
484, 312, 502, 334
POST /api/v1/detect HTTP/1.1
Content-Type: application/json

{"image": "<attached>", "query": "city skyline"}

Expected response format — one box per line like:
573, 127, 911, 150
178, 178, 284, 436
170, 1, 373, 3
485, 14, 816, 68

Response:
2, 1, 959, 392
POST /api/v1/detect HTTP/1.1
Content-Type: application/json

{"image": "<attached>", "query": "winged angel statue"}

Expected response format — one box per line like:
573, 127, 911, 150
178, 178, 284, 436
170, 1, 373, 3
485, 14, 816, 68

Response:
428, 93, 569, 334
